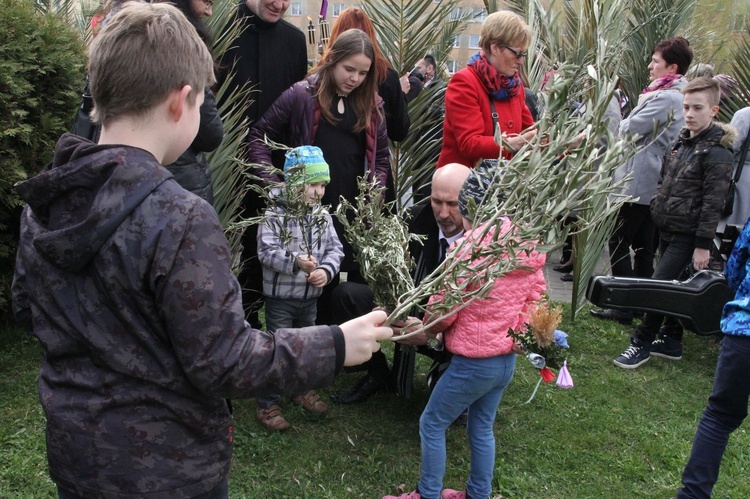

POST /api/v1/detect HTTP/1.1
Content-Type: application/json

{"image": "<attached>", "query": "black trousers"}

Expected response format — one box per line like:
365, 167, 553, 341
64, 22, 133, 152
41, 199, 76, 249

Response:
608, 202, 657, 278
635, 233, 695, 344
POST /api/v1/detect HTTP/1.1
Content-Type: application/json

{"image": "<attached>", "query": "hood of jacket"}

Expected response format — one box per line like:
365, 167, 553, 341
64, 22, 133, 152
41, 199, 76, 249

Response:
675, 121, 738, 151
15, 133, 173, 273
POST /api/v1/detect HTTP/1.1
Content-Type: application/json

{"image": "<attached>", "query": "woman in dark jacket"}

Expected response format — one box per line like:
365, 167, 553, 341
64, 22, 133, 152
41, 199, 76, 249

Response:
158, 0, 223, 204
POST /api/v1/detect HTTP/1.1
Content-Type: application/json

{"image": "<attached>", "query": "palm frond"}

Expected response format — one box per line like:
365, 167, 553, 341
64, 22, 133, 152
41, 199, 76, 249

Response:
35, 0, 96, 41
727, 23, 750, 117
362, 0, 470, 212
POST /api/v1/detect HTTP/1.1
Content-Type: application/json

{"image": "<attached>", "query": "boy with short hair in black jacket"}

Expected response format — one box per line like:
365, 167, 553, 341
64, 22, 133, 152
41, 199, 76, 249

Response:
614, 77, 736, 369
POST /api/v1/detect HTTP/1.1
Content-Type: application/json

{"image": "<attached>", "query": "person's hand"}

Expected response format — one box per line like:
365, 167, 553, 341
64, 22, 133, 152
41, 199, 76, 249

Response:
400, 73, 410, 94
570, 130, 586, 149
512, 341, 526, 355
340, 310, 393, 366
307, 268, 328, 287
693, 247, 711, 270
391, 317, 428, 346
296, 254, 317, 273
502, 131, 536, 152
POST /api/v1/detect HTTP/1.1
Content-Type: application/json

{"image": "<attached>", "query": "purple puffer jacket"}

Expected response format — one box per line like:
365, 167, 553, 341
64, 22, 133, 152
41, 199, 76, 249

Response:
247, 75, 390, 188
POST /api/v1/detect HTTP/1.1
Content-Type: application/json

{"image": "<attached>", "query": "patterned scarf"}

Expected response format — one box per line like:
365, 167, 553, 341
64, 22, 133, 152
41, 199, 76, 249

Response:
467, 51, 521, 101
642, 73, 683, 94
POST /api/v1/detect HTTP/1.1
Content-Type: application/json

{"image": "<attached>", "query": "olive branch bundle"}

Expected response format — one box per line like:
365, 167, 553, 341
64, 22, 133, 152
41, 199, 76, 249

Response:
335, 179, 423, 319
338, 64, 637, 338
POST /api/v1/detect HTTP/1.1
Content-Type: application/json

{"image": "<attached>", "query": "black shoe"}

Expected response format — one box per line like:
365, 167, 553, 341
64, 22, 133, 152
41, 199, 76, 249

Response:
332, 374, 388, 404
553, 263, 574, 273
650, 335, 683, 360
560, 272, 573, 282
589, 308, 634, 325
613, 340, 650, 369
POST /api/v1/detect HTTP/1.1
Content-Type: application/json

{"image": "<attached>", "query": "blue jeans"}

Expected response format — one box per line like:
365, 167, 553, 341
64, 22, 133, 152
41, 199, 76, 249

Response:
417, 353, 516, 499
58, 477, 229, 499
677, 335, 750, 498
257, 296, 317, 408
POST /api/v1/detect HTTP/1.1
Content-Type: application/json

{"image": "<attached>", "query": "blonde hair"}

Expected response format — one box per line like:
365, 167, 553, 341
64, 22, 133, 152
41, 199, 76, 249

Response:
88, 2, 215, 125
479, 11, 531, 54
683, 77, 721, 107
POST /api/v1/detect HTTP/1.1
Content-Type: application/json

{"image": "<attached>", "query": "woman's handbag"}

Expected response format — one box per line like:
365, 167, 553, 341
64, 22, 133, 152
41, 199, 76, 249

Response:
723, 131, 750, 217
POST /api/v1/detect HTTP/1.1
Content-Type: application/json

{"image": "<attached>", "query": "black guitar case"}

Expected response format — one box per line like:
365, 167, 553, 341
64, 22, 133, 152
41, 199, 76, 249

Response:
586, 270, 735, 335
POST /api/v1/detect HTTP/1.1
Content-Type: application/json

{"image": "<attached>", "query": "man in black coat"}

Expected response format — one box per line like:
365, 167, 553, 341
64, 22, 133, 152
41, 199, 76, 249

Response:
217, 0, 308, 328
331, 163, 471, 403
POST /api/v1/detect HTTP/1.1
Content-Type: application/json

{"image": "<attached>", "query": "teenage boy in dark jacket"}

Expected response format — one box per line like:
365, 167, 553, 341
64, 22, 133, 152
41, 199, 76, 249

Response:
12, 5, 390, 497
614, 77, 736, 369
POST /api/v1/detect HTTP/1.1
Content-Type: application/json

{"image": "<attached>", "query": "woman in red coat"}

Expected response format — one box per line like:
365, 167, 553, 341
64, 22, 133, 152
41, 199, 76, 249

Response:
437, 11, 536, 168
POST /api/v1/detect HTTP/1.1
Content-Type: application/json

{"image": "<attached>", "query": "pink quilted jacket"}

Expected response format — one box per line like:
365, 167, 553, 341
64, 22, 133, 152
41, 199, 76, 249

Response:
423, 219, 547, 358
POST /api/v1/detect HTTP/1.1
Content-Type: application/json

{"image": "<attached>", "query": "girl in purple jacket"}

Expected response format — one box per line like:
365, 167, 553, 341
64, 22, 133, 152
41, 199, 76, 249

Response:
247, 29, 389, 262
248, 28, 390, 322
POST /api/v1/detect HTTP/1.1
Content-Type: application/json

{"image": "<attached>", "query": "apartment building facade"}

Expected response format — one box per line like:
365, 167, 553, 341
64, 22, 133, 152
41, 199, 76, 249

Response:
282, 1, 486, 75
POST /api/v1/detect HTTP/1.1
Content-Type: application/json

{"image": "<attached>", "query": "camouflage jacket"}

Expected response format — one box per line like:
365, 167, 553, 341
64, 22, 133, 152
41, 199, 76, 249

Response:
651, 123, 736, 249
12, 134, 345, 498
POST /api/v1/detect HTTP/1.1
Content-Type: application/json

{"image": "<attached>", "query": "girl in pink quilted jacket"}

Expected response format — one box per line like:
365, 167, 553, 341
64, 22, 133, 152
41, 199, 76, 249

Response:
385, 166, 547, 499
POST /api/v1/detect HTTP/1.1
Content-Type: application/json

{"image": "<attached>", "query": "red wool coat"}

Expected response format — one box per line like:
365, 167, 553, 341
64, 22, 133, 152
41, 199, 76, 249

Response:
437, 67, 534, 168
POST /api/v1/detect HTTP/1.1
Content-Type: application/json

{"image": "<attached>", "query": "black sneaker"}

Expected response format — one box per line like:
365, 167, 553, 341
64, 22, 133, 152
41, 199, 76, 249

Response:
650, 335, 683, 360
613, 342, 650, 369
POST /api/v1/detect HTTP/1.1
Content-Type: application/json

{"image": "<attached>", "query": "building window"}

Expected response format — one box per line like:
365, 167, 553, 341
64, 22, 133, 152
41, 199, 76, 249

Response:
290, 2, 302, 16
469, 34, 480, 49
472, 7, 487, 22
333, 3, 345, 17
449, 7, 463, 21
446, 60, 458, 74
452, 35, 460, 48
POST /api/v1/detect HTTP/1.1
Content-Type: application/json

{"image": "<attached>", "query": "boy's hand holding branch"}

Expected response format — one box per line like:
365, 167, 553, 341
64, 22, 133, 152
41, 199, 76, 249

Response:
340, 310, 393, 366
296, 254, 317, 273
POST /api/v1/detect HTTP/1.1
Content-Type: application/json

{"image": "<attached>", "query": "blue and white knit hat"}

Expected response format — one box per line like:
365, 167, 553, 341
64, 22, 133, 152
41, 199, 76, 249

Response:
283, 146, 330, 184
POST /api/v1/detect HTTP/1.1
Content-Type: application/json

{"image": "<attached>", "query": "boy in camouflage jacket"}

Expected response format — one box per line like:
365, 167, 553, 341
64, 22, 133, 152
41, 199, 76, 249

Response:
614, 77, 735, 369
11, 4, 389, 498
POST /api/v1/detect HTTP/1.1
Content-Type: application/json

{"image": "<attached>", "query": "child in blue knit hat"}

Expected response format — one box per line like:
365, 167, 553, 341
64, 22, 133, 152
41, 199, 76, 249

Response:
255, 145, 345, 431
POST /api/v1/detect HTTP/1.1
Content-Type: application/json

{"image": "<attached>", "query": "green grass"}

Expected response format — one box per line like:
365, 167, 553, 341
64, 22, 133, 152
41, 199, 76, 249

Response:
2, 307, 749, 498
